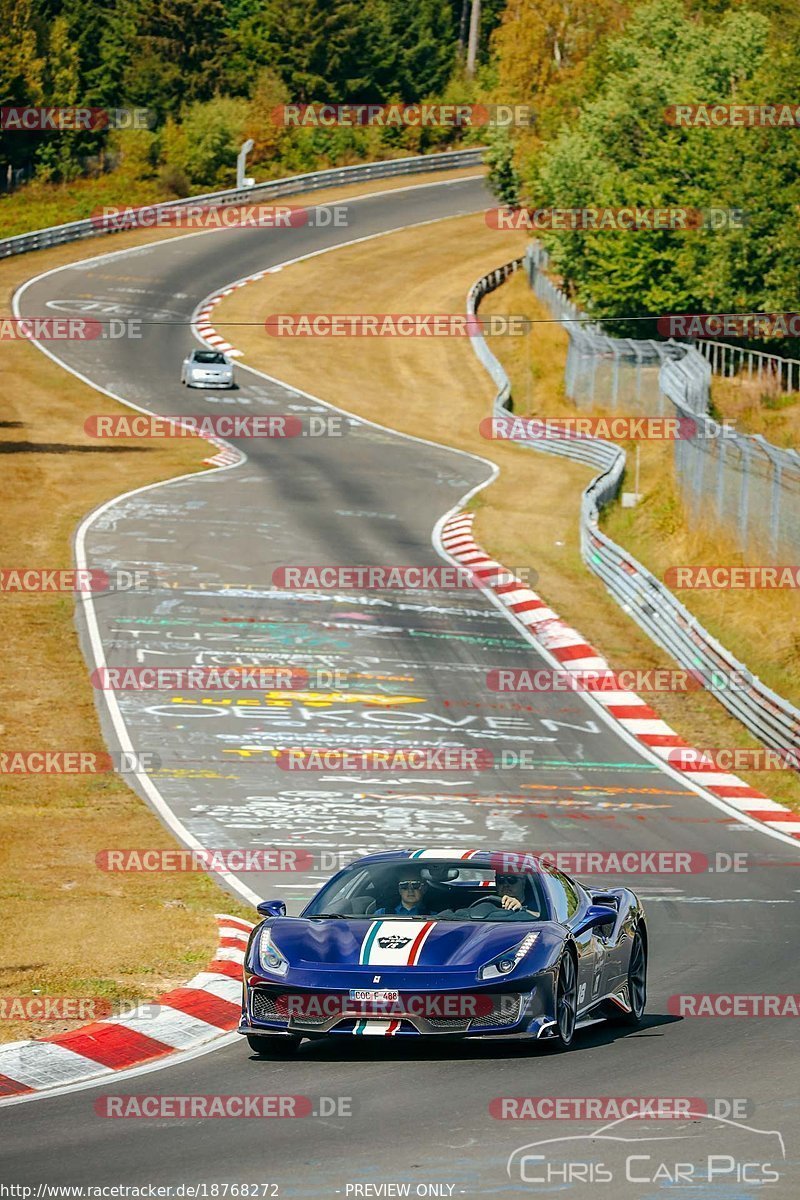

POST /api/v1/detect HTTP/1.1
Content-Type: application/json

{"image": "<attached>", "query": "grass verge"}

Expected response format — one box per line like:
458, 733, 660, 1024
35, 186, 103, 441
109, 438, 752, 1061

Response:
711, 370, 800, 449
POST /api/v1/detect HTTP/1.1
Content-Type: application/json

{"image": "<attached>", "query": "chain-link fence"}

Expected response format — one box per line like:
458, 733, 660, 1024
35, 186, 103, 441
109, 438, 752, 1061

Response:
661, 354, 800, 558
525, 244, 678, 414
525, 243, 800, 558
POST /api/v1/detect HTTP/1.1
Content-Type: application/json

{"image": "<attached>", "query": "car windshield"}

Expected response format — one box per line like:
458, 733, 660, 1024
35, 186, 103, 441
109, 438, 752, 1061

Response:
193, 351, 226, 364
302, 860, 548, 922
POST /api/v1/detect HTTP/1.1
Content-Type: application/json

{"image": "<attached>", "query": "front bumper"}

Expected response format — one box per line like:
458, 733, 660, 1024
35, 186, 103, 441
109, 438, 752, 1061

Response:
240, 980, 556, 1039
185, 372, 233, 388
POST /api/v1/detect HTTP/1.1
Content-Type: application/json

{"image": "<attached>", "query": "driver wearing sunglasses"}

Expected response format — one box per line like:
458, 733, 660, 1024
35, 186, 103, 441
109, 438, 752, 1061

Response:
376, 871, 430, 916
496, 872, 537, 913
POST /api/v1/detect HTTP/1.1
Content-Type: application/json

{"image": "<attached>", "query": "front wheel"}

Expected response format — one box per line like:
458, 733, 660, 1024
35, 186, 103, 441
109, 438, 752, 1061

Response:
246, 1034, 301, 1058
607, 928, 647, 1026
550, 951, 578, 1050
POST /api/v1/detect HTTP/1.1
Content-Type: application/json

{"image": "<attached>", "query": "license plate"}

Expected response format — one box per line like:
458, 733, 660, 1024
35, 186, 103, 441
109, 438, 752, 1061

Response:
348, 989, 399, 1002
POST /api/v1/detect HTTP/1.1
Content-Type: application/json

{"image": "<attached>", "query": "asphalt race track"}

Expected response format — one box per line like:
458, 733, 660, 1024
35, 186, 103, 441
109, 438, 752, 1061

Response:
3, 176, 800, 1197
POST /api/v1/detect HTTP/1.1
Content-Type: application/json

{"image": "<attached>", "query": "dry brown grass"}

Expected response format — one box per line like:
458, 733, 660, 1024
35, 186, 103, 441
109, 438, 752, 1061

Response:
0, 274, 258, 1043
212, 217, 800, 813
711, 369, 800, 449
0, 167, 484, 1043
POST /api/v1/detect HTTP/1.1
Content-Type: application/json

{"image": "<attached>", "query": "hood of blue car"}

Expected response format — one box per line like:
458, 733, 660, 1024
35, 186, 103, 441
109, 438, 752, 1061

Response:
264, 915, 546, 972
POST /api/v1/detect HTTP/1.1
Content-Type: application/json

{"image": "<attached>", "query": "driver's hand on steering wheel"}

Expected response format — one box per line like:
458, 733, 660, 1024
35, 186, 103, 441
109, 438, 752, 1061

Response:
501, 895, 522, 911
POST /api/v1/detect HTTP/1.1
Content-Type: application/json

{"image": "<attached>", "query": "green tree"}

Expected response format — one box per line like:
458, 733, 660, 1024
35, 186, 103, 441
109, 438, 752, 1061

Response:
528, 1, 775, 335
160, 95, 248, 188
485, 126, 520, 204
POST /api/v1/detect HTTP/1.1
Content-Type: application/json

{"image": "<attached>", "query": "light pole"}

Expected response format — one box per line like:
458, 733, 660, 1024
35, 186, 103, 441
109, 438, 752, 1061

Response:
237, 139, 255, 189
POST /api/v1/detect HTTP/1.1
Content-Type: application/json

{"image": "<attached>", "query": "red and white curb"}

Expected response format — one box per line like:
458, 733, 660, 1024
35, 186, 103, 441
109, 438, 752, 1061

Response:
193, 267, 281, 467
0, 915, 253, 1098
195, 273, 274, 359
440, 512, 800, 841
201, 438, 243, 468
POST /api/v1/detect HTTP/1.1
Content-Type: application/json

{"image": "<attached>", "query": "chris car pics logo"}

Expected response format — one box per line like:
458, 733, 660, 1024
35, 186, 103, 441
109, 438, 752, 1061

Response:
507, 1113, 786, 1188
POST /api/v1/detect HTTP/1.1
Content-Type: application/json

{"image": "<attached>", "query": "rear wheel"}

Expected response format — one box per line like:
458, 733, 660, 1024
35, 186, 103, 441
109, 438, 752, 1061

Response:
246, 1034, 301, 1058
551, 951, 578, 1049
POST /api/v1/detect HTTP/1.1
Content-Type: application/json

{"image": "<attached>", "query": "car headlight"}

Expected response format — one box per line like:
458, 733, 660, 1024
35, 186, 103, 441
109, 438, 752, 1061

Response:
258, 929, 289, 977
479, 931, 540, 981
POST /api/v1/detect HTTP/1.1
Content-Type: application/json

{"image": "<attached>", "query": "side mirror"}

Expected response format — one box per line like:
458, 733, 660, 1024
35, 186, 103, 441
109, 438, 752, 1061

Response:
573, 904, 617, 936
257, 899, 286, 919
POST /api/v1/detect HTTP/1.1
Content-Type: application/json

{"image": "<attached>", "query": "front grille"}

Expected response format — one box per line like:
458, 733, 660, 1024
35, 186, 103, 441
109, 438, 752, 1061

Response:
253, 990, 348, 1027
403, 995, 523, 1030
425, 1016, 470, 1031
252, 991, 524, 1030
251, 990, 288, 1023
471, 994, 523, 1028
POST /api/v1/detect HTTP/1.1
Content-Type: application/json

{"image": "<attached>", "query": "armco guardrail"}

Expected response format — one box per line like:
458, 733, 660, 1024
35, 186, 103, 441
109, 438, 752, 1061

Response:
467, 259, 800, 761
0, 148, 484, 259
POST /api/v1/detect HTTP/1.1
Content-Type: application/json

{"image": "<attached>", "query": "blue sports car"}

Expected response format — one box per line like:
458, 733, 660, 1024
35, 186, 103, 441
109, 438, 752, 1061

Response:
238, 849, 647, 1056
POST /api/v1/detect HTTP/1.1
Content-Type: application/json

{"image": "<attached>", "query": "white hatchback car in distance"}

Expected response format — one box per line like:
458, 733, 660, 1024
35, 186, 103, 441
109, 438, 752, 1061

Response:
181, 348, 235, 388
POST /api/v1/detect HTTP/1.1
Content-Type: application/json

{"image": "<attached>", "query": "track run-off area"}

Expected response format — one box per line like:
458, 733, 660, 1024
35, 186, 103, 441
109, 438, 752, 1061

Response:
3, 174, 799, 1198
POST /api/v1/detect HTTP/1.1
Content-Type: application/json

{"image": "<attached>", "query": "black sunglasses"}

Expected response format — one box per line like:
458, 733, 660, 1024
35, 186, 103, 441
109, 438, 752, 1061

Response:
398, 879, 424, 890
496, 874, 521, 885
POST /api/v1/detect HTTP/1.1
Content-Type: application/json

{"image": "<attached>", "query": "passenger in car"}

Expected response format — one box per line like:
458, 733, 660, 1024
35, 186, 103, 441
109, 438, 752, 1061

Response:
375, 871, 431, 916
